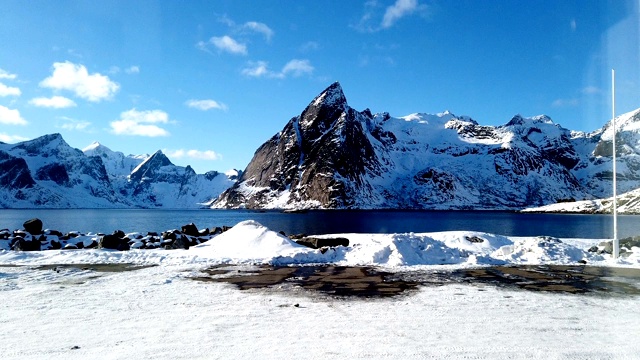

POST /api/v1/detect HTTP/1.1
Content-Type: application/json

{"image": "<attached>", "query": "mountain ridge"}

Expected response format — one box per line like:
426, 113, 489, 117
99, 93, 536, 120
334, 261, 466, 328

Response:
214, 82, 640, 211
0, 134, 236, 208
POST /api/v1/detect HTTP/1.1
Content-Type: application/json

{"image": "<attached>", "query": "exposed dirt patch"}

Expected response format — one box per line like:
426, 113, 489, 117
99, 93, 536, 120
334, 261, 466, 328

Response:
195, 264, 640, 298
195, 265, 420, 298
451, 265, 640, 295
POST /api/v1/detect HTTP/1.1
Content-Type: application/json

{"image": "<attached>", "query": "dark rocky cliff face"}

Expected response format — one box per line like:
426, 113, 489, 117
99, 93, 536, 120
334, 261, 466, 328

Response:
0, 151, 35, 189
218, 82, 381, 208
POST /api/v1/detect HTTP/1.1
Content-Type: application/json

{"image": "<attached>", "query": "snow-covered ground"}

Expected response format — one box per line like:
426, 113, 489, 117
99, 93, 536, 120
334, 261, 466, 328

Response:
1, 220, 639, 359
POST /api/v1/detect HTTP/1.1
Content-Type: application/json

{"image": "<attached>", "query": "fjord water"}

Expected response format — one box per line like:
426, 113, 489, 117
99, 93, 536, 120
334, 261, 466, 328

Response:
1, 209, 639, 239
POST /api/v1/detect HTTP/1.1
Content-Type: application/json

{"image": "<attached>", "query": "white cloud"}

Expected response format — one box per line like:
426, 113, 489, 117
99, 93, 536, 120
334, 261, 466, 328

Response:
0, 132, 29, 143
29, 96, 77, 108
242, 59, 314, 79
164, 148, 221, 161
582, 86, 601, 94
570, 19, 577, 32
56, 116, 91, 131
300, 41, 320, 52
0, 69, 17, 80
0, 105, 28, 125
0, 82, 21, 96
61, 121, 91, 131
282, 59, 314, 77
382, 0, 421, 28
243, 21, 274, 41
242, 61, 271, 77
210, 35, 247, 55
40, 61, 120, 102
126, 66, 140, 74
186, 99, 228, 111
110, 109, 170, 137
552, 98, 579, 108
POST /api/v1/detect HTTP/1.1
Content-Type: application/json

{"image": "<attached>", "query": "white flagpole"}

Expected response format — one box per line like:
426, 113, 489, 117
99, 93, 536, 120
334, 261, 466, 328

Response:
612, 69, 619, 259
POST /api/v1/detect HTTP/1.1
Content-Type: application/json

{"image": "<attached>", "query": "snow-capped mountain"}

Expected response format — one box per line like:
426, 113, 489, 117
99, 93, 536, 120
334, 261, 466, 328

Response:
83, 141, 148, 177
0, 135, 237, 208
0, 134, 124, 208
120, 150, 236, 208
214, 82, 640, 210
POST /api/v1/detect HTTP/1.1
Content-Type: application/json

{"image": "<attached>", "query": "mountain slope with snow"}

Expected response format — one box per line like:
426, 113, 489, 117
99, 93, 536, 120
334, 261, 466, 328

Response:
216, 82, 638, 210
0, 135, 237, 208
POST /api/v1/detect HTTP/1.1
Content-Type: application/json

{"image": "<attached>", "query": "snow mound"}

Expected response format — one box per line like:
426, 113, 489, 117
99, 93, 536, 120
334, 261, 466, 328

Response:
190, 220, 311, 262
493, 236, 591, 264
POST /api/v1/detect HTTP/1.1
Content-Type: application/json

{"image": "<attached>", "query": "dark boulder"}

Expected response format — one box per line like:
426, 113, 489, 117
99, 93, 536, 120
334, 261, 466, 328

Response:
99, 234, 129, 251
45, 229, 63, 237
181, 223, 199, 237
11, 236, 41, 251
23, 218, 43, 235
50, 239, 62, 250
465, 236, 485, 243
163, 234, 190, 250
113, 230, 126, 238
210, 227, 223, 235
295, 237, 349, 249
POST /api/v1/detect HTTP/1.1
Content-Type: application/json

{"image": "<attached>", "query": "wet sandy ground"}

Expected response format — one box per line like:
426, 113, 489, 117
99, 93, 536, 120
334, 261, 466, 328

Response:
194, 264, 640, 298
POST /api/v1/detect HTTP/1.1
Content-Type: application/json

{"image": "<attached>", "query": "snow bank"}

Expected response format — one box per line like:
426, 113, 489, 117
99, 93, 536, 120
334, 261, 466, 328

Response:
0, 220, 638, 268
188, 220, 314, 262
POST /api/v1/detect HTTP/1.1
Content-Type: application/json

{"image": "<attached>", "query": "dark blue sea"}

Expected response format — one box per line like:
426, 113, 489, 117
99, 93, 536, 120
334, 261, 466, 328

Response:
1, 209, 637, 239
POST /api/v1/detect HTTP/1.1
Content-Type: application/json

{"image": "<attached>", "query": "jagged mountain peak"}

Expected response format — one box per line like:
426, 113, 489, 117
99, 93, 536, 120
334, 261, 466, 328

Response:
129, 150, 173, 183
298, 81, 351, 140
11, 133, 80, 158
136, 150, 172, 169
83, 141, 107, 152
310, 81, 346, 108
504, 114, 556, 129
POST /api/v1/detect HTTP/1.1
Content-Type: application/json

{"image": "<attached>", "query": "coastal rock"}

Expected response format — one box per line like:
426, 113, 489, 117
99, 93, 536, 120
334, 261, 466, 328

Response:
181, 223, 199, 237
295, 237, 350, 249
99, 234, 129, 251
23, 218, 43, 235
11, 236, 41, 251
465, 236, 485, 243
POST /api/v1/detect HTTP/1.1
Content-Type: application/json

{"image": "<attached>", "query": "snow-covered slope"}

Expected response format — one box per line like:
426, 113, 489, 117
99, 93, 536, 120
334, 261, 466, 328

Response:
0, 134, 124, 208
121, 150, 236, 208
0, 134, 237, 208
522, 108, 640, 214
83, 141, 148, 178
216, 82, 636, 210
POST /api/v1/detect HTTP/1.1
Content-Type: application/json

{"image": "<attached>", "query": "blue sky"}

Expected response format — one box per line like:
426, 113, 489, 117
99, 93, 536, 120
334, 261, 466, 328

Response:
0, 0, 638, 173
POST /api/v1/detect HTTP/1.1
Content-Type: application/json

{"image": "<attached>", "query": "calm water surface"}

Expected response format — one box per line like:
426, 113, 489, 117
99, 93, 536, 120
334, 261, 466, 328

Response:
1, 209, 638, 239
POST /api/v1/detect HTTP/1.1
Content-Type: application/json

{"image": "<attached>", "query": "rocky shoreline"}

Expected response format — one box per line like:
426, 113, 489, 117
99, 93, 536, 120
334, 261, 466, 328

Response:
0, 218, 349, 253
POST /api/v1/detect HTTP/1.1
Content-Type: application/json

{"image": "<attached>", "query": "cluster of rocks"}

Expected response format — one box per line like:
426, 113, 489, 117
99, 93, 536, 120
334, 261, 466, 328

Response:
0, 218, 233, 252
588, 237, 640, 257
0, 218, 350, 253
